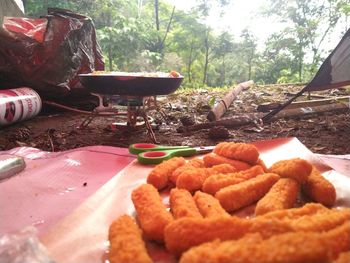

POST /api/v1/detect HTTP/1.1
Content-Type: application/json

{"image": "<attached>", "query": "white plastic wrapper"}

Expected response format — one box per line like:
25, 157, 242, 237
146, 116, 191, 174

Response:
0, 227, 55, 263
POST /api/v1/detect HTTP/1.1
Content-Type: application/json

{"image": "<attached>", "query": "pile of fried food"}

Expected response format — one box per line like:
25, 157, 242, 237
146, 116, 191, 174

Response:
108, 142, 350, 263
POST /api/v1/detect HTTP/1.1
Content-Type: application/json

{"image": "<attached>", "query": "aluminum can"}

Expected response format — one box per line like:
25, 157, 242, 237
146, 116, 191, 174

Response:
0, 88, 42, 126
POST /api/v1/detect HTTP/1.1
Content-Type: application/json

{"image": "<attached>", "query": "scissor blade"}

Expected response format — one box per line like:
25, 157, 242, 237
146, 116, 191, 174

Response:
193, 146, 215, 154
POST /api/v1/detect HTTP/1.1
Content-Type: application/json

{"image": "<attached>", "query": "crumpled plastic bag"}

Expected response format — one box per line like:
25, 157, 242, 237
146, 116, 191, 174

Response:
0, 8, 104, 101
0, 227, 55, 263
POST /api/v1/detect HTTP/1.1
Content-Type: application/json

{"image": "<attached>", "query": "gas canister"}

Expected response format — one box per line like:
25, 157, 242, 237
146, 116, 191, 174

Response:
0, 88, 42, 126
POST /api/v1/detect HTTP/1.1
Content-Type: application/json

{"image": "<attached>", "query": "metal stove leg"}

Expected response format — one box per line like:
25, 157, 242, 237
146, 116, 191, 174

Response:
141, 112, 159, 144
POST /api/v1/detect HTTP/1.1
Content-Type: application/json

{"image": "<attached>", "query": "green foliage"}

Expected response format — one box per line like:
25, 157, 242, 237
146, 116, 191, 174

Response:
23, 0, 348, 88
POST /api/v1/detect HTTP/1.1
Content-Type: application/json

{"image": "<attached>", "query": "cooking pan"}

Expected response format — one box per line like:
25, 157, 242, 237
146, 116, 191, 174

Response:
79, 72, 184, 96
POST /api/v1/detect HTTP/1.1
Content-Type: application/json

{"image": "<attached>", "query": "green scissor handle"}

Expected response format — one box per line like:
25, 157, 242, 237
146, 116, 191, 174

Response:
137, 148, 197, 165
129, 143, 190, 155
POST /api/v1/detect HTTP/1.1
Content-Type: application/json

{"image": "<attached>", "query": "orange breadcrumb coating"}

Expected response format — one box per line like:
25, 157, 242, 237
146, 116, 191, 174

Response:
255, 178, 299, 216
202, 165, 264, 195
269, 158, 312, 183
176, 164, 236, 192
193, 191, 230, 218
164, 216, 293, 254
256, 158, 268, 172
147, 157, 186, 190
333, 252, 350, 263
131, 184, 173, 242
302, 166, 336, 207
203, 153, 251, 171
169, 188, 202, 219
323, 221, 350, 259
213, 142, 259, 164
180, 231, 331, 263
169, 158, 204, 185
108, 215, 152, 263
215, 173, 280, 212
260, 202, 328, 220
164, 206, 350, 255
286, 207, 350, 232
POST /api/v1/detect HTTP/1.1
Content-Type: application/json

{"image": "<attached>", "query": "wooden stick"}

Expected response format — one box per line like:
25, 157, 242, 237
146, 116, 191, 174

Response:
207, 80, 254, 122
258, 96, 350, 112
185, 103, 348, 132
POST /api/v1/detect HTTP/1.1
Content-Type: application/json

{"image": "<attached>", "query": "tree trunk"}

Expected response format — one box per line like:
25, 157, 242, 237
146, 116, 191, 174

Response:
108, 47, 113, 71
154, 0, 161, 45
248, 58, 252, 80
159, 6, 175, 51
298, 41, 303, 82
203, 28, 210, 85
221, 54, 226, 87
187, 43, 194, 83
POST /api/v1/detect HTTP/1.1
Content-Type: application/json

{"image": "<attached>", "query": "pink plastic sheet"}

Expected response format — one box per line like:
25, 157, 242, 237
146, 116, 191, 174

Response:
39, 137, 350, 263
0, 146, 135, 235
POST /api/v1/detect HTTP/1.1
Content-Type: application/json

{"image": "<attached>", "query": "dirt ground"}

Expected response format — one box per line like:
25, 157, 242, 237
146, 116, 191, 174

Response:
1, 84, 350, 155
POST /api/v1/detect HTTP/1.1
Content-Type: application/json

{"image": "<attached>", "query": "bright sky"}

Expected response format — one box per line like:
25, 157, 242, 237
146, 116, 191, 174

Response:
172, 0, 346, 52
173, 0, 285, 46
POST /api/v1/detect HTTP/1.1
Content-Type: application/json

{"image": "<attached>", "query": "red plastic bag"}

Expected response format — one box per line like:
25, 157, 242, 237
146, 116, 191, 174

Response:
0, 8, 104, 101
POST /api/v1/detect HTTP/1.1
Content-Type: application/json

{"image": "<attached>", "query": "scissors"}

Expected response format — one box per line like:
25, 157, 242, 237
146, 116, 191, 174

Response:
129, 143, 215, 165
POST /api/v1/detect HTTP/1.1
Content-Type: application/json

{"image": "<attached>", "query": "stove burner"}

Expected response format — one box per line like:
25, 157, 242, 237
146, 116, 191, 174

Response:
79, 93, 164, 143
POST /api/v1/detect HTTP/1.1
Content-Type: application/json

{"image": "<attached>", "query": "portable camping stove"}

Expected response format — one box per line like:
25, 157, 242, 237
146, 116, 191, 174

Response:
79, 93, 166, 143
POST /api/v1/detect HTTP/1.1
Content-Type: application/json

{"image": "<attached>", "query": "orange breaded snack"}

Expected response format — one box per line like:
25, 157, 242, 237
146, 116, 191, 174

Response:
165, 206, 350, 255
323, 221, 350, 259
269, 158, 312, 183
287, 207, 350, 232
203, 153, 251, 171
261, 202, 328, 220
302, 166, 336, 207
108, 215, 152, 263
256, 158, 268, 172
131, 184, 173, 242
255, 178, 299, 216
193, 191, 230, 218
180, 231, 331, 263
334, 252, 350, 263
164, 216, 293, 254
202, 165, 264, 195
147, 157, 185, 190
213, 142, 259, 164
169, 158, 204, 185
215, 173, 280, 212
176, 164, 236, 192
169, 188, 202, 219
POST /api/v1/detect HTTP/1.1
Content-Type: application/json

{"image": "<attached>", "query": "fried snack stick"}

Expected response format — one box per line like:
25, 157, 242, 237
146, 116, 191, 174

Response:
269, 158, 312, 183
164, 206, 350, 255
169, 158, 204, 185
260, 202, 328, 220
287, 207, 350, 232
215, 173, 280, 212
169, 188, 202, 219
147, 157, 186, 190
302, 166, 336, 207
202, 165, 265, 195
176, 164, 236, 192
164, 216, 293, 255
333, 252, 350, 263
256, 158, 268, 172
255, 178, 299, 216
323, 221, 350, 259
213, 142, 259, 164
193, 191, 230, 218
131, 184, 173, 242
108, 215, 152, 263
180, 232, 331, 263
203, 153, 251, 171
